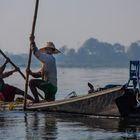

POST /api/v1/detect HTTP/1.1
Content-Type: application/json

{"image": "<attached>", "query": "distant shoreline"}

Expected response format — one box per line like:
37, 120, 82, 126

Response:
16, 64, 129, 69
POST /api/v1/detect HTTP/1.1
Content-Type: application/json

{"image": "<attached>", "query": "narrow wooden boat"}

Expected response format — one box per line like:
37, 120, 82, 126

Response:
26, 86, 123, 116
0, 86, 123, 116
0, 86, 123, 117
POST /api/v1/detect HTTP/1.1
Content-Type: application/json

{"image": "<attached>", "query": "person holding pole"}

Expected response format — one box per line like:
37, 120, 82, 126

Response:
27, 35, 60, 103
0, 59, 34, 102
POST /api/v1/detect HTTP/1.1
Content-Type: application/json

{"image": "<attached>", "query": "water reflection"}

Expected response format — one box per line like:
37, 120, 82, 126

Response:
119, 118, 140, 140
0, 112, 140, 140
24, 112, 58, 140
51, 113, 140, 140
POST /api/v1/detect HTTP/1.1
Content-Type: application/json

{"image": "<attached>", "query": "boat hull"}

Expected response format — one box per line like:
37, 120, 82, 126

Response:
27, 86, 123, 116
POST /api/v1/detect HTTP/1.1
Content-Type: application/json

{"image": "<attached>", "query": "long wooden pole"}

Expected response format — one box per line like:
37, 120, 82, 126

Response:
0, 49, 26, 79
24, 0, 39, 110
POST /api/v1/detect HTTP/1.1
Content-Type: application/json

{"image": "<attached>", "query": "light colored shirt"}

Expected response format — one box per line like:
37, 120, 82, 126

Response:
32, 45, 57, 87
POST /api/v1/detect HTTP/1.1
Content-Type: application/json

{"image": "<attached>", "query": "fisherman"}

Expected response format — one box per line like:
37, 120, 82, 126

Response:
0, 59, 34, 102
27, 35, 60, 103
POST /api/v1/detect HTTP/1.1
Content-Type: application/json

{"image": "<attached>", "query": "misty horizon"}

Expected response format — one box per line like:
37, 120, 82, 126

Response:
1, 37, 140, 68
0, 0, 140, 54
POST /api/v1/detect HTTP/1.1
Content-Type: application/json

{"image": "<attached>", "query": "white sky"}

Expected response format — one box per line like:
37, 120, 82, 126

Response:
0, 0, 140, 54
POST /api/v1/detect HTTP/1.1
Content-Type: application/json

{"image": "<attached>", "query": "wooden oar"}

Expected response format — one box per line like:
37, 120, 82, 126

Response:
0, 49, 26, 79
24, 0, 39, 110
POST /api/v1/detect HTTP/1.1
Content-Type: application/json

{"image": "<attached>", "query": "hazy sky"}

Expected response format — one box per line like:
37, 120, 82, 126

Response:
0, 0, 140, 54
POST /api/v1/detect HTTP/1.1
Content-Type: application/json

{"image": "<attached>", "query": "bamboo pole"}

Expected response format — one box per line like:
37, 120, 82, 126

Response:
0, 49, 26, 79
24, 0, 39, 110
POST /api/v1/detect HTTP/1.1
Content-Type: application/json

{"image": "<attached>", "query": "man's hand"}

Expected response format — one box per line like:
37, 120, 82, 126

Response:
5, 58, 10, 64
30, 35, 35, 44
13, 68, 18, 73
26, 69, 32, 75
15, 67, 20, 72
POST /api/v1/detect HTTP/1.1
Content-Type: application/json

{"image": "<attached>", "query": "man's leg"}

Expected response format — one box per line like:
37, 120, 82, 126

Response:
14, 87, 34, 101
29, 79, 44, 103
40, 82, 57, 101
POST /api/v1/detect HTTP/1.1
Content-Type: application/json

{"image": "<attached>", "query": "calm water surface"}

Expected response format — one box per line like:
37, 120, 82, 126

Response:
1, 67, 140, 140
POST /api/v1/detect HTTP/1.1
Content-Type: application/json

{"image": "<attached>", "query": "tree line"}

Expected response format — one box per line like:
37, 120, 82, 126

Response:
1, 37, 140, 68
57, 38, 140, 67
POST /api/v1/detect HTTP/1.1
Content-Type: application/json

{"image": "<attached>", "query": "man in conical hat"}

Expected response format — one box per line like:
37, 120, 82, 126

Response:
28, 36, 60, 103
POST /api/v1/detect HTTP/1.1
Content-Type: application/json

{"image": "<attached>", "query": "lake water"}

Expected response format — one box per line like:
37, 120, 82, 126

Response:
1, 67, 140, 140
